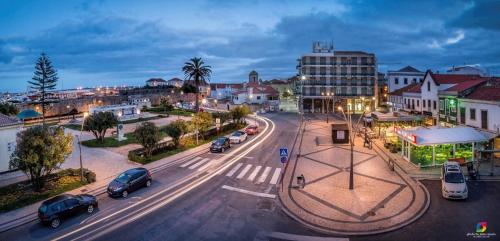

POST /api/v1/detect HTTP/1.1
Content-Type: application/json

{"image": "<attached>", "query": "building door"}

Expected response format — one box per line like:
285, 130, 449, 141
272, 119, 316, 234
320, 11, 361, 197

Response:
481, 110, 488, 130
460, 107, 465, 124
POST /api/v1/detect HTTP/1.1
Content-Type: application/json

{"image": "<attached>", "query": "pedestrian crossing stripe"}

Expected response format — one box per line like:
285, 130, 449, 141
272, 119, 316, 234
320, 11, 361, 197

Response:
188, 158, 210, 169
269, 168, 281, 185
237, 164, 252, 179
180, 157, 202, 168
247, 166, 261, 181
257, 166, 271, 184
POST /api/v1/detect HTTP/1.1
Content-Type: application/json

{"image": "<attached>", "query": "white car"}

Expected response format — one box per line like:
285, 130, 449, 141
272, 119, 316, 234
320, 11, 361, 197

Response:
441, 161, 468, 200
229, 131, 247, 144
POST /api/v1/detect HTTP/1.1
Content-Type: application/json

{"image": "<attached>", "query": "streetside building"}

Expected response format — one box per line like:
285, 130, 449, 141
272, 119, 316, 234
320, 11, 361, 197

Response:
387, 65, 425, 93
387, 83, 420, 112
420, 71, 484, 125
0, 113, 22, 172
402, 83, 422, 114
209, 83, 244, 100
296, 42, 377, 113
447, 65, 486, 76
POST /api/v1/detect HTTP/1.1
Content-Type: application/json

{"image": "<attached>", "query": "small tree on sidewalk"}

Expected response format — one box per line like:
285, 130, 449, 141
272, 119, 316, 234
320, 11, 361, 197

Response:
10, 126, 73, 191
212, 111, 231, 126
230, 105, 250, 124
191, 112, 213, 140
164, 120, 188, 147
83, 112, 118, 143
135, 122, 161, 158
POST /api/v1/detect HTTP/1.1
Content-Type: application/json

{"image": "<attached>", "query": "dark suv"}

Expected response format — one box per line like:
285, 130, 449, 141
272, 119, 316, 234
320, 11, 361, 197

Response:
210, 137, 231, 153
107, 168, 152, 198
38, 194, 98, 228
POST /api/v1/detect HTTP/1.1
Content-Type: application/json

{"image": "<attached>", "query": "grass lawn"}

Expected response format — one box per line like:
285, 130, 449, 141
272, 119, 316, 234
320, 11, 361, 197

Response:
146, 108, 195, 117
0, 170, 94, 213
119, 115, 164, 124
81, 133, 137, 147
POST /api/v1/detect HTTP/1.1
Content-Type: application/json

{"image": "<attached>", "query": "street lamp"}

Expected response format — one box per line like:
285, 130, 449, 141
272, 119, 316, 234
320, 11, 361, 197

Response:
214, 99, 218, 109
78, 112, 89, 183
191, 113, 198, 145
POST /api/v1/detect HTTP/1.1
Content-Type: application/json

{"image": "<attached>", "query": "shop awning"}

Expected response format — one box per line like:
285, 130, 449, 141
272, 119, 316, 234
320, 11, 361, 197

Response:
371, 111, 420, 122
397, 126, 491, 146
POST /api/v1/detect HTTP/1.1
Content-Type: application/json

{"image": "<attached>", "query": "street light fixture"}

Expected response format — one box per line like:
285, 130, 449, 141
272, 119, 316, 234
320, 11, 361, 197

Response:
78, 112, 89, 183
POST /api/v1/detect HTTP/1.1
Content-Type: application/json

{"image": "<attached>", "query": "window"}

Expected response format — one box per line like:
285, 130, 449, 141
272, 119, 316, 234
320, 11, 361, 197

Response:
428, 100, 431, 109
417, 100, 419, 107
423, 99, 426, 108
460, 107, 466, 124
481, 110, 488, 129
433, 101, 437, 110
65, 198, 79, 208
427, 81, 431, 91
470, 108, 476, 120
419, 78, 423, 82
404, 78, 408, 85
257, 96, 261, 100
413, 78, 417, 83
395, 78, 399, 85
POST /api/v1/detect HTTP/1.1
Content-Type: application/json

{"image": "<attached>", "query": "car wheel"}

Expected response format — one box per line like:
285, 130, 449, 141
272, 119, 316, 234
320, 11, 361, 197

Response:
238, 140, 241, 144
87, 204, 95, 213
51, 218, 61, 229
122, 190, 128, 198
146, 180, 151, 187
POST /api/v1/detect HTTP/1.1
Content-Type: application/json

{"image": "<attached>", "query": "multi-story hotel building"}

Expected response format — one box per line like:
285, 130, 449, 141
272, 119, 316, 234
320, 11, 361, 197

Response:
296, 42, 377, 113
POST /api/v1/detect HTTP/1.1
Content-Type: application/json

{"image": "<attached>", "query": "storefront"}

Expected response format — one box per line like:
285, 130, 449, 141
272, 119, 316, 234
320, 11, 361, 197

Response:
371, 111, 422, 139
395, 126, 490, 167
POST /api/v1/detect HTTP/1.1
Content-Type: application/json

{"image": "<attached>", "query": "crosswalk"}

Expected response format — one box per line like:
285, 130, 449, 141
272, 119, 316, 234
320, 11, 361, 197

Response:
179, 156, 282, 185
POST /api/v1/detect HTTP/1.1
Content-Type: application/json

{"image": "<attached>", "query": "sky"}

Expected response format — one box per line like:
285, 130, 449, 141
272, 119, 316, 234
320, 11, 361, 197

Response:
1, 0, 500, 92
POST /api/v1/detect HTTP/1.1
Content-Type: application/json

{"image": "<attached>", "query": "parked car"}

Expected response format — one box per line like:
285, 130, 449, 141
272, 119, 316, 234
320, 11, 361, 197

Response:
107, 168, 152, 198
441, 161, 468, 199
245, 125, 259, 135
229, 131, 247, 144
210, 137, 231, 152
38, 194, 98, 229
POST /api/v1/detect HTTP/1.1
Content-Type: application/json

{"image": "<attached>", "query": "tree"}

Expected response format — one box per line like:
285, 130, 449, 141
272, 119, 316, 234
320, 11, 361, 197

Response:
10, 126, 73, 191
134, 122, 161, 158
182, 57, 212, 112
163, 120, 188, 147
191, 112, 213, 139
230, 105, 251, 124
0, 102, 19, 116
212, 111, 231, 126
28, 53, 58, 124
83, 112, 118, 143
281, 90, 292, 99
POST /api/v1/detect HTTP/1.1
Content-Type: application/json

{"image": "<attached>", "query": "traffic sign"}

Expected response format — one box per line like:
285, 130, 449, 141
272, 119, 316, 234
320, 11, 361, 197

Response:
280, 156, 288, 164
279, 148, 288, 157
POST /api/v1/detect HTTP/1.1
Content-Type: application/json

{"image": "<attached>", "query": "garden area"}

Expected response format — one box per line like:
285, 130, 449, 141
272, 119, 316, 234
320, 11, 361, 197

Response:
0, 168, 96, 213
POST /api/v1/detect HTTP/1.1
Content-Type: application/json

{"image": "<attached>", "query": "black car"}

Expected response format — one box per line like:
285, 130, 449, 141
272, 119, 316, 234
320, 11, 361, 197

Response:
107, 167, 152, 198
38, 194, 98, 229
210, 137, 231, 153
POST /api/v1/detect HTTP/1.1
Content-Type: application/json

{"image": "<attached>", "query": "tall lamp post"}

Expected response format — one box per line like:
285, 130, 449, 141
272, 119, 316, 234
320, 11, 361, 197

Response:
321, 92, 333, 123
338, 106, 370, 190
78, 112, 89, 183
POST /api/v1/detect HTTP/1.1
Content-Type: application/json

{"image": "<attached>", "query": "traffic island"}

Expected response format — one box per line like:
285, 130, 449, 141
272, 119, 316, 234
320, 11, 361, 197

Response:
278, 119, 430, 236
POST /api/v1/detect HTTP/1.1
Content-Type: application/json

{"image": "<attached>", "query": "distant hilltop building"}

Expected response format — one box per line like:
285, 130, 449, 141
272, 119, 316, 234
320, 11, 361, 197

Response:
296, 41, 377, 113
146, 78, 167, 87
447, 65, 486, 76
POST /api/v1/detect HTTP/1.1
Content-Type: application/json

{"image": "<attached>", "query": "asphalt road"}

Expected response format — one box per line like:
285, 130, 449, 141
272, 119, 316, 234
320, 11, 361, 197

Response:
2, 113, 499, 241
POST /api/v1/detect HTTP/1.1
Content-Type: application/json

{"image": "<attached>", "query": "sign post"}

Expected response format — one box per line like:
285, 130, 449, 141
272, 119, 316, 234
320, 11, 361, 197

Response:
279, 147, 288, 191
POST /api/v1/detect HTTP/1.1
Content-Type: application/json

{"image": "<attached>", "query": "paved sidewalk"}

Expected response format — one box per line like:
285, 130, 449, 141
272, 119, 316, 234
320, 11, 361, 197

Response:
278, 119, 430, 236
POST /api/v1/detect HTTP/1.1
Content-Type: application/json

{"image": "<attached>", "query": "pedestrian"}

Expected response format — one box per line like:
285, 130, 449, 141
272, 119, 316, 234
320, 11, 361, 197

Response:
300, 174, 306, 189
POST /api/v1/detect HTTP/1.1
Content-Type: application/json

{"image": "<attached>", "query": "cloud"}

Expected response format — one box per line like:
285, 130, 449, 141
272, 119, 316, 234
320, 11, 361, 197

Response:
448, 1, 500, 31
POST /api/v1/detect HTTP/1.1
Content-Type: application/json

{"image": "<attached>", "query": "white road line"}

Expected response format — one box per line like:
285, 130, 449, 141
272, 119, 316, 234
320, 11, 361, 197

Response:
269, 168, 281, 185
221, 185, 276, 199
267, 232, 349, 241
198, 159, 220, 171
188, 158, 210, 169
247, 165, 261, 181
226, 163, 243, 177
236, 164, 252, 179
180, 157, 202, 168
257, 166, 271, 184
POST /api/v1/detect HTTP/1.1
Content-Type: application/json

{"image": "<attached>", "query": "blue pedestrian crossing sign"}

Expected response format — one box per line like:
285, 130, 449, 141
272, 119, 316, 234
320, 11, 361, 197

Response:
279, 148, 288, 157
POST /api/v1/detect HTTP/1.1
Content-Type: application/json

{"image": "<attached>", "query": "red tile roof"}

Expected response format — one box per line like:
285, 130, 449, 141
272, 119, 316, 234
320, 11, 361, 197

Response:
444, 79, 486, 92
405, 84, 422, 93
388, 83, 420, 96
430, 73, 483, 85
210, 83, 244, 89
466, 85, 500, 102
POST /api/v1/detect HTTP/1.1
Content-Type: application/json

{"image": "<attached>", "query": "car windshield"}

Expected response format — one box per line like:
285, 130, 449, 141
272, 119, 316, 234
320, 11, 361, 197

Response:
116, 173, 131, 183
445, 172, 464, 183
214, 138, 225, 144
232, 132, 241, 136
39, 204, 48, 213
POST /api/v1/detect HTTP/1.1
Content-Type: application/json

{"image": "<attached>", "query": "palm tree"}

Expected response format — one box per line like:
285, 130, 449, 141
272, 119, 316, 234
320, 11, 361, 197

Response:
182, 57, 212, 112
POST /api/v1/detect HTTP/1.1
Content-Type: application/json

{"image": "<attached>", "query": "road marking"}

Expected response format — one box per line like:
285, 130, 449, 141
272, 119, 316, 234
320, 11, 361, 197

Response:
247, 165, 262, 181
257, 166, 271, 184
269, 168, 281, 185
266, 232, 349, 241
226, 163, 243, 177
188, 158, 210, 169
198, 159, 220, 171
52, 116, 275, 241
180, 157, 202, 168
221, 185, 276, 199
236, 164, 252, 179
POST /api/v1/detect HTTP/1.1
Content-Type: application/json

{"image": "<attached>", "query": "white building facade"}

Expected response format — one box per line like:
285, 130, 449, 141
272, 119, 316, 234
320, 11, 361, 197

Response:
387, 66, 425, 93
0, 114, 22, 172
